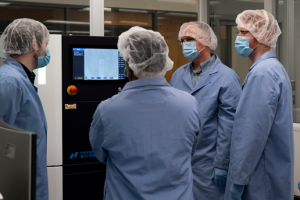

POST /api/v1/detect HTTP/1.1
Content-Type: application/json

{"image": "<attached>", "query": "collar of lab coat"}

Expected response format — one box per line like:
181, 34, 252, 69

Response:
4, 56, 38, 92
122, 77, 170, 91
249, 51, 277, 72
183, 55, 221, 93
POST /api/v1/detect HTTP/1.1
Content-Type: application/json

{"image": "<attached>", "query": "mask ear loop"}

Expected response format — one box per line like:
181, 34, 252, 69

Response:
35, 44, 47, 57
252, 42, 260, 50
196, 38, 206, 53
198, 45, 206, 53
249, 36, 260, 50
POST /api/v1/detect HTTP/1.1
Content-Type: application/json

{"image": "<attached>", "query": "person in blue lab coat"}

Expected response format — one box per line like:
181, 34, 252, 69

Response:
170, 22, 242, 200
89, 26, 201, 200
224, 10, 294, 200
0, 19, 50, 200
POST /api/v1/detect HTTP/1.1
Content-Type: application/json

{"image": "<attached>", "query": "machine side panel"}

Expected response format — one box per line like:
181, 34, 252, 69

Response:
36, 34, 63, 166
48, 166, 63, 200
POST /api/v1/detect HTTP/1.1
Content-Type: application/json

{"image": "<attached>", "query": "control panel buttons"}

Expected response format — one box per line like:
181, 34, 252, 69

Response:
67, 85, 78, 95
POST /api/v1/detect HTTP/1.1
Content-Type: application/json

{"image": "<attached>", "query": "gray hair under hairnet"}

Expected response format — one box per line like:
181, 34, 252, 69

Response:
118, 26, 173, 78
0, 18, 49, 57
178, 22, 218, 50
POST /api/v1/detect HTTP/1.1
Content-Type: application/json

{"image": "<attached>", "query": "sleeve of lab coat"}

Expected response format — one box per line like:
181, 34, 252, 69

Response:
0, 80, 22, 125
89, 104, 108, 164
192, 106, 202, 156
230, 75, 279, 185
214, 75, 242, 169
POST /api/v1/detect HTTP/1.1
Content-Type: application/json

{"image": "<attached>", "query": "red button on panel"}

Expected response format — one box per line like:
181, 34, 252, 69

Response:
70, 87, 77, 93
67, 85, 77, 95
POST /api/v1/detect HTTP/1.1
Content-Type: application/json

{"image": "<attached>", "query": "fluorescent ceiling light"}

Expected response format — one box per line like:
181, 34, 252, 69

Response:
80, 7, 89, 11
164, 13, 197, 17
119, 21, 148, 26
119, 9, 148, 13
0, 2, 10, 6
105, 21, 112, 24
210, 1, 220, 5
79, 7, 111, 12
44, 20, 89, 25
67, 30, 112, 34
66, 31, 90, 34
49, 30, 63, 33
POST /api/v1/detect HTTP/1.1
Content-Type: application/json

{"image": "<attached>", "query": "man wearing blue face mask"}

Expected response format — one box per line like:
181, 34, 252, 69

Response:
225, 10, 294, 200
0, 18, 50, 200
170, 22, 242, 200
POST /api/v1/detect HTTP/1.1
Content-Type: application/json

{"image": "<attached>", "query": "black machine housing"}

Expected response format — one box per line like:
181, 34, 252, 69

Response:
61, 36, 127, 199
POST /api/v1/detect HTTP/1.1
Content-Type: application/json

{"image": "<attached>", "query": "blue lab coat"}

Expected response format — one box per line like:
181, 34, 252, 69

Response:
170, 55, 242, 200
224, 51, 294, 200
0, 57, 48, 200
89, 77, 201, 200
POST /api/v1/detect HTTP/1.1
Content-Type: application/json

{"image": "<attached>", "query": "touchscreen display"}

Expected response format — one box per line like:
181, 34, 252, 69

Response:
73, 48, 126, 80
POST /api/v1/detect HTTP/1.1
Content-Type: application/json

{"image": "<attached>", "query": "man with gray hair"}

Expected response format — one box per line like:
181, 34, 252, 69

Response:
89, 26, 201, 200
225, 10, 293, 200
170, 22, 241, 200
0, 18, 50, 200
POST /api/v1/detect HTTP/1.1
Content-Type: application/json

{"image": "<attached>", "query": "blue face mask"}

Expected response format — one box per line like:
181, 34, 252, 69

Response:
182, 42, 200, 61
36, 47, 51, 69
235, 36, 254, 58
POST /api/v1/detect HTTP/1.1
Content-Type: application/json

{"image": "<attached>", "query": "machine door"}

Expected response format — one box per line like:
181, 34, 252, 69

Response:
63, 101, 105, 167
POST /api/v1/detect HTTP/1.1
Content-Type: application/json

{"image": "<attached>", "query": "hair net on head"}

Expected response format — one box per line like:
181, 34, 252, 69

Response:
236, 10, 281, 49
118, 26, 173, 79
0, 18, 49, 57
178, 22, 218, 50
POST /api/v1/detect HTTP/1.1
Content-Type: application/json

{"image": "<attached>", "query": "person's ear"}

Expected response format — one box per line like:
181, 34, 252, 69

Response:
259, 34, 268, 43
31, 39, 37, 51
202, 36, 210, 46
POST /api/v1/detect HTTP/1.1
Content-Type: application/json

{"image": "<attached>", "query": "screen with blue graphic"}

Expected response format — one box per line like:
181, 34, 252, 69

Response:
73, 48, 126, 80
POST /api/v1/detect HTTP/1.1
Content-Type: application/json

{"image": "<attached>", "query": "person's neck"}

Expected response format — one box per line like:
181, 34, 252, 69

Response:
131, 75, 139, 81
249, 45, 270, 63
192, 50, 211, 72
11, 53, 36, 72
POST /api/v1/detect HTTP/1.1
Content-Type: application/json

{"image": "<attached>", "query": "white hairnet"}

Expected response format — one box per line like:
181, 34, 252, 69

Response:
0, 18, 49, 57
236, 10, 281, 49
118, 26, 173, 78
178, 22, 218, 50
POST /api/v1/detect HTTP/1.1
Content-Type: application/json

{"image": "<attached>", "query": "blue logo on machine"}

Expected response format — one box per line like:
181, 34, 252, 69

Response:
69, 151, 95, 159
69, 152, 79, 159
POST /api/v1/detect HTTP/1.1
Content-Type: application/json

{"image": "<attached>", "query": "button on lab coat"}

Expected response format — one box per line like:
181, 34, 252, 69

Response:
224, 51, 294, 200
0, 57, 48, 200
170, 55, 241, 200
89, 77, 201, 200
